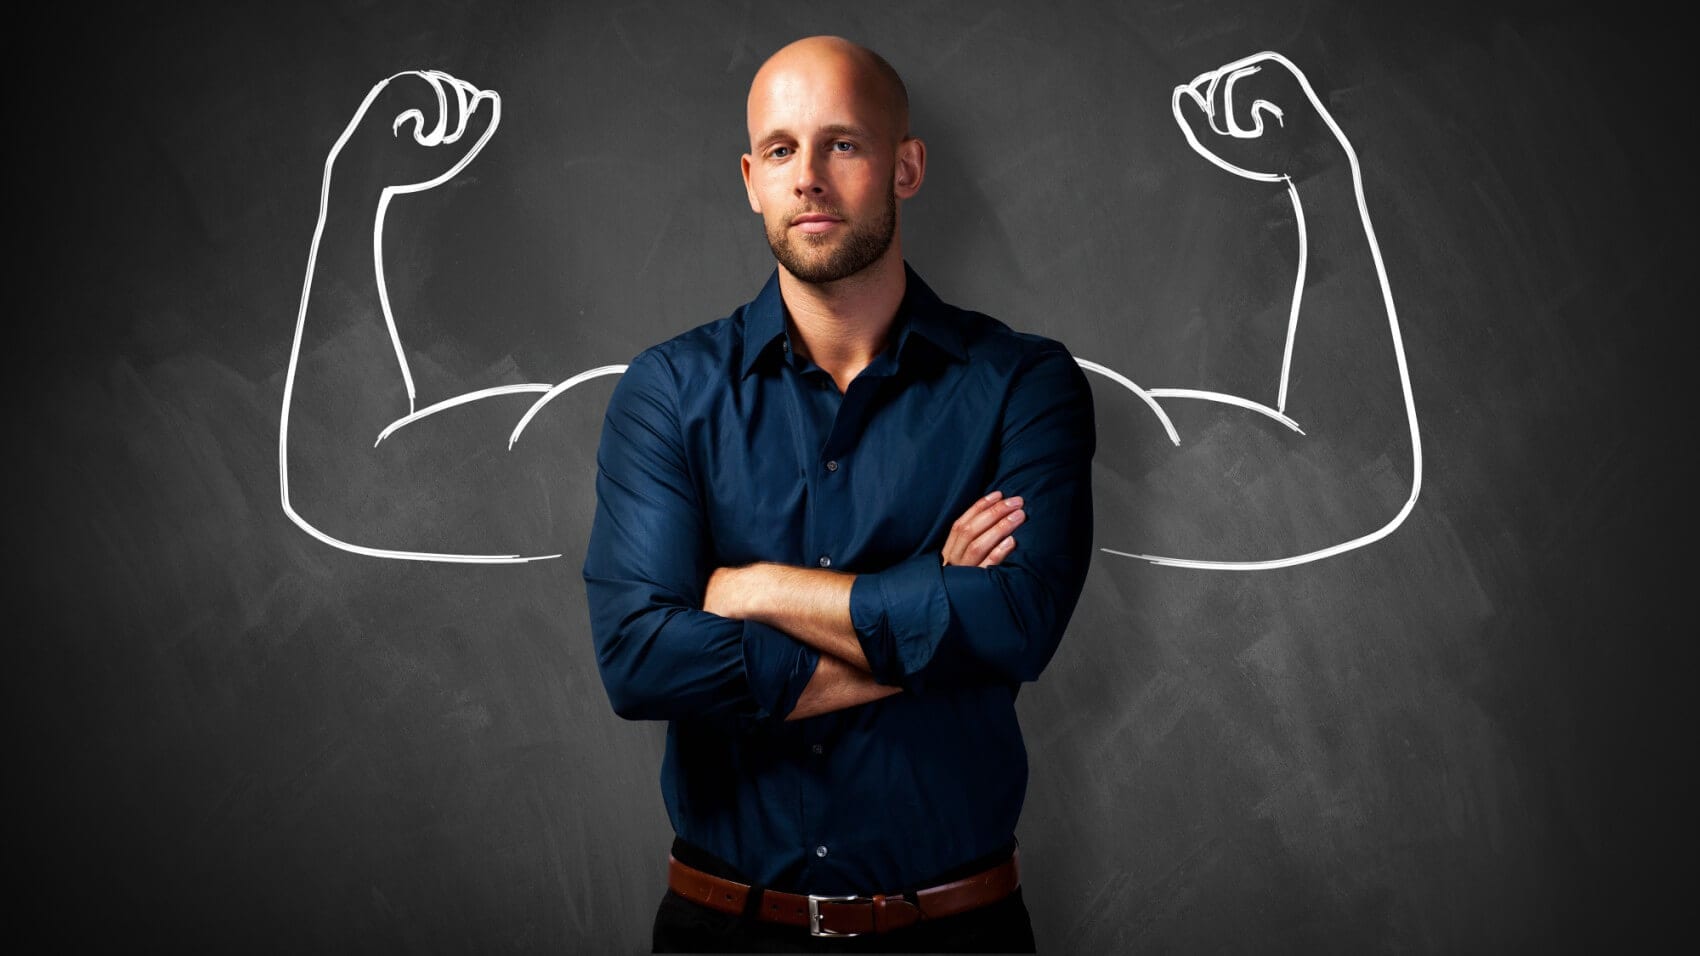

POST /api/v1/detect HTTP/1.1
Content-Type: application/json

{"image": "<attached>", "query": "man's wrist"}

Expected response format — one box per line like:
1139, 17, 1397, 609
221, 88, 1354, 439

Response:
705, 564, 751, 620
733, 563, 773, 620
707, 562, 788, 621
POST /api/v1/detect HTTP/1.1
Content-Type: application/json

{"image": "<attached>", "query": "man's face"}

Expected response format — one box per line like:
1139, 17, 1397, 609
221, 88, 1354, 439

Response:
741, 52, 908, 284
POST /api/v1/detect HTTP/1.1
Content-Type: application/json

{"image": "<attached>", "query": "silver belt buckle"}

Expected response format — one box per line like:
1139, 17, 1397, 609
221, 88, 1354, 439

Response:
807, 894, 869, 937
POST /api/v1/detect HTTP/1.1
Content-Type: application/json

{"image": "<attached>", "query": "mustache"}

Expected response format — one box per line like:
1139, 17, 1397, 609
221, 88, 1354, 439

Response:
787, 206, 848, 222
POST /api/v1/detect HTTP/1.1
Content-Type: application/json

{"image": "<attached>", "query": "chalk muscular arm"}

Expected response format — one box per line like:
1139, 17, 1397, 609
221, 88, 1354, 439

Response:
281, 71, 594, 563
705, 491, 1027, 720
1092, 52, 1421, 569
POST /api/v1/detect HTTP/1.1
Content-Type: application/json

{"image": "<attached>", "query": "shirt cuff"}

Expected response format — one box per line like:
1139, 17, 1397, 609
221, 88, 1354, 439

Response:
742, 620, 819, 723
849, 552, 951, 688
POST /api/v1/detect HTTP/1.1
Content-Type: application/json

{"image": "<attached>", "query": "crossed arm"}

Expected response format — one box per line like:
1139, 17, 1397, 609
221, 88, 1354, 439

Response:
702, 491, 1028, 720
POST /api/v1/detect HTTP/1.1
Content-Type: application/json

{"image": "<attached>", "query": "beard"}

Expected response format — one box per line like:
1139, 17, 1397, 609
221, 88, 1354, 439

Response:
766, 187, 897, 284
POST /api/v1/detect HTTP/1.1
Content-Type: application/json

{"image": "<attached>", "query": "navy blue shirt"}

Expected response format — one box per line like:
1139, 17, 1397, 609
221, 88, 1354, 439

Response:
582, 264, 1095, 895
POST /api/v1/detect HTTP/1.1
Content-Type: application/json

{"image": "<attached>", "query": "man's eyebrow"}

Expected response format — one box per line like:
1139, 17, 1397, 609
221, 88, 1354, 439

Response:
817, 124, 872, 139
753, 124, 874, 146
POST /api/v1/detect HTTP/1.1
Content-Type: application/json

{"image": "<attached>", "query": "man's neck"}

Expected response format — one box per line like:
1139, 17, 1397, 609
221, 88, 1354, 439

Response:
778, 249, 907, 393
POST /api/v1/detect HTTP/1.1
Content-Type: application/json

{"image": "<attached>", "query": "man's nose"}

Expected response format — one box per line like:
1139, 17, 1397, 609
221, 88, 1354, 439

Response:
792, 145, 828, 196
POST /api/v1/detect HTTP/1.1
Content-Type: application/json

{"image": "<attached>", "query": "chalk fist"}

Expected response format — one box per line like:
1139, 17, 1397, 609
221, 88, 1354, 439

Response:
1171, 52, 1346, 183
329, 69, 501, 195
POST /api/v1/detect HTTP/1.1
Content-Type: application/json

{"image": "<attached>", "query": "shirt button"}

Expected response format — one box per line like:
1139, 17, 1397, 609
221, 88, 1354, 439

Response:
811, 743, 824, 755
818, 555, 832, 568
815, 845, 829, 858
825, 460, 838, 472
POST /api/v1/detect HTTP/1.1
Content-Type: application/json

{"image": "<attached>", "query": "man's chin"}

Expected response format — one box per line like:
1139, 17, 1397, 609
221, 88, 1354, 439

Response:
783, 261, 866, 285
788, 233, 843, 255
773, 246, 855, 284
768, 223, 893, 284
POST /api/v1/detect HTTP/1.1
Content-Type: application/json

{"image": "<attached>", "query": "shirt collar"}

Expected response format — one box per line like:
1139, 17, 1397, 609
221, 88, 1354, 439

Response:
738, 262, 969, 379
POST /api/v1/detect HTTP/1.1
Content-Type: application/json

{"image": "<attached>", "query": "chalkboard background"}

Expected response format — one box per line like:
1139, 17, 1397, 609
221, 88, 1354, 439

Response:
12, 1, 1687, 952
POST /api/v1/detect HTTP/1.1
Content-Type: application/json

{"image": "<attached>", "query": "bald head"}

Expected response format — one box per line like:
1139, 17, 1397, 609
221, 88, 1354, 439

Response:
739, 36, 926, 287
746, 36, 910, 145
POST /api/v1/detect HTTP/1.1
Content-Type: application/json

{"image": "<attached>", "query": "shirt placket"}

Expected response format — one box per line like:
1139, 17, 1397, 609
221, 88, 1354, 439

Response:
781, 346, 889, 884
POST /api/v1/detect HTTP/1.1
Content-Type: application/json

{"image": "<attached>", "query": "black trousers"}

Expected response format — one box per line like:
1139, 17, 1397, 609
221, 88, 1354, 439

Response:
651, 885, 1037, 953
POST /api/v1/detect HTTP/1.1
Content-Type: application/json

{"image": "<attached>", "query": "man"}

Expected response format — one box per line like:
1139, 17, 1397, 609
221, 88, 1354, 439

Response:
282, 23, 1414, 952
583, 36, 1095, 952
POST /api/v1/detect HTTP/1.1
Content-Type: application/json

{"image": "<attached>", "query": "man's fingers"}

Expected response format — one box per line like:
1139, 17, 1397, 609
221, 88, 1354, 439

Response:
943, 491, 1003, 564
957, 495, 1022, 543
950, 491, 1004, 532
962, 506, 1025, 565
945, 506, 1020, 564
978, 536, 1017, 569
947, 497, 1023, 564
944, 491, 1031, 567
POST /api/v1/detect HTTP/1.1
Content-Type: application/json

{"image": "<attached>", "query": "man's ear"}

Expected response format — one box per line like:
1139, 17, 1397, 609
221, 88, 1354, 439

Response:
740, 154, 762, 214
894, 136, 926, 199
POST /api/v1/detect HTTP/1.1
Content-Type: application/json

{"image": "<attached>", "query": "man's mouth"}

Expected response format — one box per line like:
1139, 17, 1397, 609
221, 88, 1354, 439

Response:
790, 212, 843, 234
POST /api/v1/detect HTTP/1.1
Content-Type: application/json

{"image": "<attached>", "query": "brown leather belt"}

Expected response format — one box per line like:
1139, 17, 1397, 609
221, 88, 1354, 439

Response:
667, 850, 1021, 938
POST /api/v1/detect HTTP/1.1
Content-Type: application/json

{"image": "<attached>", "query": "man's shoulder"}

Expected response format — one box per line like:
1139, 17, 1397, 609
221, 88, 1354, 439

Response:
627, 312, 749, 379
939, 299, 1080, 375
637, 313, 739, 361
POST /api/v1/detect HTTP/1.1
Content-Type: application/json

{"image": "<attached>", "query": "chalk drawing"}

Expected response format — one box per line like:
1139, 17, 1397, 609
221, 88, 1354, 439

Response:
279, 70, 620, 563
282, 54, 1419, 570
1077, 52, 1421, 569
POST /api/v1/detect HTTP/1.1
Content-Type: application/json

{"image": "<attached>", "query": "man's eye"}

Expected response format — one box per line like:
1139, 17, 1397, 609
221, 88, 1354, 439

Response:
831, 141, 855, 152
769, 146, 791, 159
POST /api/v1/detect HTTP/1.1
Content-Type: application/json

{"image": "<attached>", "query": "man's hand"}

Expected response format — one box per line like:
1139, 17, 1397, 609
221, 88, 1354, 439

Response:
941, 491, 1025, 567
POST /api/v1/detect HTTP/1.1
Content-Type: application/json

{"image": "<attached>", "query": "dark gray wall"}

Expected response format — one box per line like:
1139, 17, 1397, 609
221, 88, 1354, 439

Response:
12, 1, 1684, 952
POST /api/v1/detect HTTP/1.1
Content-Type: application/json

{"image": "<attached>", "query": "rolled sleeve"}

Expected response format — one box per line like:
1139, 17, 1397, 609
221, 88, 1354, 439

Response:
849, 553, 950, 688
584, 350, 819, 728
743, 620, 821, 723
851, 345, 1095, 688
